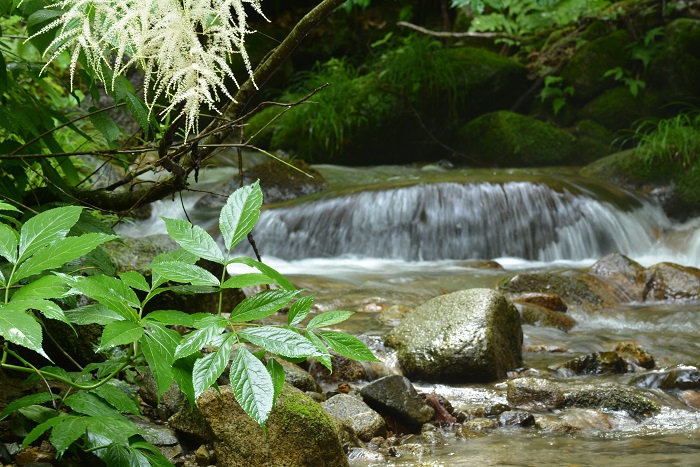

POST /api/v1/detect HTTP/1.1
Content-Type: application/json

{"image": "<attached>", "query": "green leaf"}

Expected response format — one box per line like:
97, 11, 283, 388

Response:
151, 261, 219, 287
84, 415, 141, 446
141, 323, 181, 398
0, 50, 6, 96
173, 320, 227, 359
50, 415, 88, 453
318, 331, 379, 362
220, 273, 275, 289
226, 257, 295, 291
306, 331, 332, 371
131, 441, 175, 467
142, 309, 196, 327
13, 233, 118, 282
220, 181, 263, 251
192, 333, 235, 399
0, 201, 20, 213
19, 404, 56, 423
124, 92, 152, 133
288, 294, 315, 326
98, 320, 144, 351
91, 381, 140, 415
65, 303, 124, 325
230, 347, 274, 427
119, 271, 150, 292
10, 275, 69, 301
266, 358, 285, 402
9, 299, 68, 324
18, 206, 83, 262
237, 326, 320, 359
89, 109, 122, 149
0, 223, 18, 263
172, 354, 198, 405
0, 392, 56, 421
64, 392, 122, 418
230, 289, 299, 323
163, 217, 225, 264
22, 416, 61, 448
307, 310, 353, 330
0, 304, 47, 358
67, 275, 139, 322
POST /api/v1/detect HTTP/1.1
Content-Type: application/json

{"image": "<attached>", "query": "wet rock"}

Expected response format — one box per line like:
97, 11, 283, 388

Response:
500, 272, 615, 310
360, 375, 434, 429
559, 408, 613, 430
15, 444, 55, 466
630, 365, 700, 390
679, 390, 700, 409
347, 447, 386, 464
322, 394, 387, 442
462, 260, 505, 270
564, 383, 660, 419
643, 262, 700, 302
517, 303, 577, 332
385, 289, 522, 383
507, 377, 565, 410
308, 353, 368, 384
613, 341, 655, 370
589, 253, 648, 302
556, 351, 628, 376
420, 424, 447, 444
139, 369, 186, 419
498, 410, 535, 427
460, 418, 498, 432
169, 384, 348, 466
511, 292, 568, 312
194, 445, 212, 466
330, 416, 364, 453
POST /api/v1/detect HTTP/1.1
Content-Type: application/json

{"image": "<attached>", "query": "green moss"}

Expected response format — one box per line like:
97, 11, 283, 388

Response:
580, 87, 662, 132
277, 388, 334, 435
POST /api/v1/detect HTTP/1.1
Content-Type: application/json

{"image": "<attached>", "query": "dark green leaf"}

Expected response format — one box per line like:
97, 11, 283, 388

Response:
0, 50, 6, 95
22, 416, 61, 448
142, 309, 195, 327
18, 206, 83, 262
50, 415, 88, 453
65, 303, 124, 325
91, 381, 140, 415
230, 289, 298, 323
220, 273, 275, 289
84, 415, 141, 446
192, 333, 235, 399
288, 294, 314, 327
237, 326, 320, 359
307, 310, 353, 330
8, 298, 68, 324
163, 217, 225, 264
64, 392, 122, 418
226, 257, 295, 291
67, 275, 140, 322
18, 404, 55, 423
172, 354, 198, 405
220, 181, 262, 251
10, 275, 68, 301
318, 331, 379, 362
142, 323, 181, 399
0, 222, 18, 263
98, 320, 144, 351
119, 271, 150, 292
0, 392, 56, 421
151, 261, 219, 287
173, 320, 227, 359
124, 92, 152, 132
0, 304, 47, 358
306, 331, 332, 371
131, 441, 175, 467
89, 108, 122, 149
266, 358, 285, 402
230, 347, 274, 427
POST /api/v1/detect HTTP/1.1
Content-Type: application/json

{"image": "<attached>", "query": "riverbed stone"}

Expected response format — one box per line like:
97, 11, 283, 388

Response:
510, 292, 568, 312
630, 365, 700, 390
500, 272, 615, 310
517, 303, 577, 332
498, 410, 535, 427
613, 341, 655, 370
555, 351, 628, 376
506, 377, 566, 410
308, 353, 368, 384
563, 383, 660, 419
589, 253, 648, 302
359, 375, 434, 429
168, 384, 348, 467
643, 262, 700, 302
322, 394, 387, 442
385, 289, 522, 383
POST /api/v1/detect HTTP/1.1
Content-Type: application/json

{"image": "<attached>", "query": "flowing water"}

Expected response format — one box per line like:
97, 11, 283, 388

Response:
117, 161, 700, 466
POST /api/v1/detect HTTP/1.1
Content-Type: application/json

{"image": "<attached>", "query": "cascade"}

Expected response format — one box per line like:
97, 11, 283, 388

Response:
246, 181, 670, 261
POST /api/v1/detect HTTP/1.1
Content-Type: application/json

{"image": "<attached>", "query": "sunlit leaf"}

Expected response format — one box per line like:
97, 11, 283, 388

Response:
288, 294, 314, 327
173, 319, 227, 359
318, 331, 379, 362
237, 326, 320, 359
266, 358, 285, 402
220, 273, 275, 289
226, 256, 295, 291
142, 323, 181, 399
307, 310, 353, 330
98, 320, 144, 351
220, 181, 262, 251
230, 289, 298, 323
0, 223, 19, 263
151, 261, 219, 287
163, 217, 225, 264
230, 346, 274, 427
192, 333, 235, 399
10, 275, 69, 301
18, 206, 83, 262
0, 304, 47, 358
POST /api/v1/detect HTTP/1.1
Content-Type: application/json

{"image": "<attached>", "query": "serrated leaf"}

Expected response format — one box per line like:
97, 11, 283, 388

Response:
84, 415, 141, 446
230, 289, 299, 323
124, 92, 151, 132
307, 310, 354, 330
172, 354, 198, 405
151, 261, 219, 287
288, 294, 314, 327
173, 320, 227, 359
19, 404, 56, 423
163, 217, 225, 264
220, 181, 262, 251
192, 333, 235, 399
307, 331, 332, 371
0, 304, 47, 358
18, 206, 83, 262
226, 257, 295, 291
50, 415, 88, 453
142, 309, 195, 327
0, 222, 18, 263
318, 331, 379, 362
0, 392, 56, 421
89, 109, 122, 148
0, 201, 20, 213
10, 275, 69, 301
221, 273, 275, 289
13, 233, 118, 283
91, 381, 140, 415
237, 326, 320, 359
22, 416, 61, 448
65, 303, 124, 325
230, 346, 274, 427
9, 299, 68, 324
119, 271, 150, 292
64, 392, 122, 418
68, 275, 139, 322
151, 248, 199, 289
141, 322, 181, 398
131, 441, 174, 467
99, 320, 144, 351
266, 358, 285, 402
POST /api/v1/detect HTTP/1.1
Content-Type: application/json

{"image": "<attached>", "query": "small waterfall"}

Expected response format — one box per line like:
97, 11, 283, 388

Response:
247, 181, 670, 261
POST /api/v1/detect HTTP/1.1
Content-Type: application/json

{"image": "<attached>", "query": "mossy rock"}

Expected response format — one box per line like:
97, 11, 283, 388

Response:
647, 19, 700, 102
454, 111, 578, 167
561, 30, 630, 101
580, 87, 663, 132
499, 272, 616, 310
563, 383, 660, 419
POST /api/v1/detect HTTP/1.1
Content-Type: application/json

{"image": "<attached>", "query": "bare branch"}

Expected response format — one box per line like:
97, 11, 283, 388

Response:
396, 21, 510, 39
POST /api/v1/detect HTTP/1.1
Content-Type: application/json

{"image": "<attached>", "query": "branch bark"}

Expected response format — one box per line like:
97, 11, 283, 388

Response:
70, 0, 346, 212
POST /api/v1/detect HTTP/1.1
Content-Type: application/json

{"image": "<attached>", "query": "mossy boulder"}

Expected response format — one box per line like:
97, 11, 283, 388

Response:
647, 19, 700, 102
563, 383, 660, 419
454, 111, 580, 167
580, 87, 663, 132
385, 289, 523, 383
499, 272, 616, 310
169, 384, 348, 467
555, 351, 628, 375
560, 30, 630, 101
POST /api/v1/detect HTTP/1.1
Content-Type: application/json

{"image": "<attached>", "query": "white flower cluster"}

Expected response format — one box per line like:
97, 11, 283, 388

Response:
33, 0, 266, 138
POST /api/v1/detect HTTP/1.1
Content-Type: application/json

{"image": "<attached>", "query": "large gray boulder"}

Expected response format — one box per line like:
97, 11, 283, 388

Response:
385, 289, 522, 383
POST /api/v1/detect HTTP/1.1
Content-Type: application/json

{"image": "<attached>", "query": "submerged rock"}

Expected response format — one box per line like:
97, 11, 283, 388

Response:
563, 383, 660, 419
517, 303, 577, 332
613, 341, 655, 370
359, 375, 434, 429
385, 289, 522, 383
322, 394, 387, 442
630, 365, 700, 390
507, 378, 566, 410
555, 351, 628, 376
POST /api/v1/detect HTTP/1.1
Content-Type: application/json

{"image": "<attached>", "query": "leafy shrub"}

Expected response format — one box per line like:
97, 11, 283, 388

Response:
0, 182, 377, 465
635, 111, 700, 171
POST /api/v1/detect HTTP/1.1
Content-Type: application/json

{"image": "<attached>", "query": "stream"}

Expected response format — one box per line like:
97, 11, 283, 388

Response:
117, 161, 700, 466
